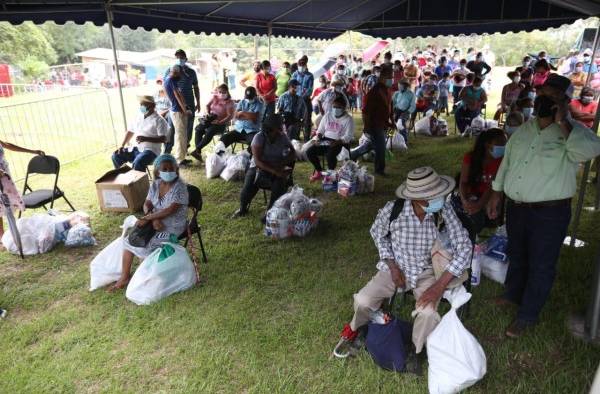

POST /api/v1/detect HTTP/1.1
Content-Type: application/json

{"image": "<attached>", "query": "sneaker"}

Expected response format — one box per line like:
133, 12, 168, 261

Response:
332, 324, 359, 359
309, 171, 323, 182
180, 159, 193, 165
190, 150, 203, 162
505, 319, 536, 338
0, 308, 6, 319
231, 209, 248, 219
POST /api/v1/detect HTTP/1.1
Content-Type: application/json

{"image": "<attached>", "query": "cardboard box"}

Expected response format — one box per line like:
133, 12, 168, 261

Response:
95, 166, 149, 213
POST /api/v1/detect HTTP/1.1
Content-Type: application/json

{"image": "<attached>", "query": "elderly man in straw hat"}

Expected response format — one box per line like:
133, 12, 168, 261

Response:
112, 95, 168, 172
334, 166, 472, 359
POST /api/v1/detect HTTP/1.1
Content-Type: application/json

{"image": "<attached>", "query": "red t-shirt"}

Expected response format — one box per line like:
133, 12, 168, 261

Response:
462, 152, 502, 197
311, 87, 326, 100
256, 73, 277, 103
570, 99, 598, 128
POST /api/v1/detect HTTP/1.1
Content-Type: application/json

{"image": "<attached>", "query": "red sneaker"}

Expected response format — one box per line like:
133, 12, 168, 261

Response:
340, 323, 358, 341
309, 171, 323, 182
332, 324, 359, 359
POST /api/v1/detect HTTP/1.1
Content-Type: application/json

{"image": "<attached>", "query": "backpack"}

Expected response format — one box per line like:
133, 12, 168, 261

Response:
365, 318, 413, 372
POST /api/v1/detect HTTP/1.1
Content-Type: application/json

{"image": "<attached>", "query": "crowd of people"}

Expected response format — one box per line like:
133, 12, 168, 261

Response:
37, 44, 600, 372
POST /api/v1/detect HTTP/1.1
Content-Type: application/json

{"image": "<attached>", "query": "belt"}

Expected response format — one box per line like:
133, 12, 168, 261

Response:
508, 198, 571, 208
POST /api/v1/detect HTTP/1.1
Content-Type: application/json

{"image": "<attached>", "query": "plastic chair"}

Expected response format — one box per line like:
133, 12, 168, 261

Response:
178, 184, 208, 263
20, 155, 75, 217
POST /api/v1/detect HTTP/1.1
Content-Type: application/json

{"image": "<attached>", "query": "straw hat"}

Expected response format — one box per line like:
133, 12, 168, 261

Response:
396, 166, 455, 200
137, 95, 156, 105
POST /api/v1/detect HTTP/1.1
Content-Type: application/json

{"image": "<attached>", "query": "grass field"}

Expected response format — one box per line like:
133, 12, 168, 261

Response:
1, 103, 600, 393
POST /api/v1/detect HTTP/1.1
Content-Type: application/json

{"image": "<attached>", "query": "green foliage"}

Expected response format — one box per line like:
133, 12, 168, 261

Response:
41, 22, 105, 64
17, 56, 50, 80
0, 22, 56, 65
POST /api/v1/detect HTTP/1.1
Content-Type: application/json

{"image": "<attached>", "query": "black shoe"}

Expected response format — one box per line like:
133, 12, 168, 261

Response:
505, 319, 536, 338
190, 150, 203, 162
260, 214, 267, 225
231, 209, 248, 219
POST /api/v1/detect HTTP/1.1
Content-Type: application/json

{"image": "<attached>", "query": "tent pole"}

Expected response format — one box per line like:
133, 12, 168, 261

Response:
268, 24, 272, 60
586, 243, 600, 340
105, 5, 127, 134
570, 23, 600, 247
254, 35, 259, 60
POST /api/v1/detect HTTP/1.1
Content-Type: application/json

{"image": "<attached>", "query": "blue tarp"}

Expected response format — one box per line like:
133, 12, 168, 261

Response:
0, 0, 597, 39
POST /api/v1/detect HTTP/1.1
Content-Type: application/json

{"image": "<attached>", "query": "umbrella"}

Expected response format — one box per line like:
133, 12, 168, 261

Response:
0, 175, 24, 259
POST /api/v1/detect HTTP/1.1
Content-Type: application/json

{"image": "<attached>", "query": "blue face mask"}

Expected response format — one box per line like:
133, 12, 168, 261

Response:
505, 125, 518, 135
178, 58, 186, 66
422, 197, 445, 214
527, 92, 536, 100
523, 107, 533, 119
385, 79, 393, 88
491, 145, 505, 158
334, 107, 344, 117
139, 105, 148, 114
159, 171, 177, 183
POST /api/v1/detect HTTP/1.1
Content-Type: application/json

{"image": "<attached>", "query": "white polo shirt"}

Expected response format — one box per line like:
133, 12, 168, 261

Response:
127, 111, 168, 156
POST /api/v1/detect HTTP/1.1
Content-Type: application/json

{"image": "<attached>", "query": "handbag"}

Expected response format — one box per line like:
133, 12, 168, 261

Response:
126, 221, 156, 248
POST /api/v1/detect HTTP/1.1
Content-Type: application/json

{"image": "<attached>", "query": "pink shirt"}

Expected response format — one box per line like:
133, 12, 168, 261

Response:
208, 96, 235, 122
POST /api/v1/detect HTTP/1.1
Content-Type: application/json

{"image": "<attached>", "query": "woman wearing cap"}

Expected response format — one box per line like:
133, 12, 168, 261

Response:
333, 166, 472, 359
232, 114, 295, 220
108, 154, 189, 291
221, 86, 264, 149
191, 84, 235, 161
112, 95, 168, 172
453, 128, 506, 238
569, 87, 598, 129
494, 71, 523, 121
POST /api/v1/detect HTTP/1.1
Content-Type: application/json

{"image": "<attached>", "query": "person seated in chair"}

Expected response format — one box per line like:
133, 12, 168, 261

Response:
232, 114, 296, 221
220, 86, 264, 149
333, 167, 472, 358
306, 96, 354, 182
276, 79, 307, 140
108, 154, 188, 291
392, 78, 416, 143
455, 76, 487, 134
451, 128, 506, 239
112, 95, 168, 172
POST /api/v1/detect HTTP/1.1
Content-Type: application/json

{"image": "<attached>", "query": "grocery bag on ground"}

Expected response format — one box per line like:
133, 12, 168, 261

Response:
415, 115, 433, 136
220, 152, 249, 181
427, 286, 486, 394
366, 313, 413, 372
89, 215, 137, 291
265, 186, 321, 239
336, 147, 350, 162
480, 254, 508, 284
386, 132, 407, 151
125, 241, 197, 305
356, 166, 375, 194
206, 153, 226, 178
2, 213, 62, 255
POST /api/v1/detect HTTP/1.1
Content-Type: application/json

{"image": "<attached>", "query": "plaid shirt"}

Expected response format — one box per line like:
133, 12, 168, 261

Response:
370, 200, 472, 290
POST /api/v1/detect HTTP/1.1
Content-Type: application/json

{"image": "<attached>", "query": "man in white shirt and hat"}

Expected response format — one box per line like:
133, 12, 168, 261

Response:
333, 166, 472, 359
112, 95, 168, 172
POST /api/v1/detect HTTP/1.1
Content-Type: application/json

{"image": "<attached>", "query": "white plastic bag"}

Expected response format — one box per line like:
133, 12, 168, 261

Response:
336, 147, 350, 162
1, 214, 61, 255
125, 242, 197, 305
427, 286, 487, 394
205, 153, 226, 178
65, 223, 97, 247
386, 132, 407, 151
220, 152, 249, 181
415, 115, 432, 136
89, 237, 125, 291
291, 139, 305, 161
480, 255, 508, 284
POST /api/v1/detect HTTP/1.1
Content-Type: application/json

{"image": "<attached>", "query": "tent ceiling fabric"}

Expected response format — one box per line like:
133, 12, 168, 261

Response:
0, 0, 597, 39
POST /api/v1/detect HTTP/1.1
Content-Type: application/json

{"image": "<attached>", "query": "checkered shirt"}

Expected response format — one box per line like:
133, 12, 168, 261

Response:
370, 200, 472, 290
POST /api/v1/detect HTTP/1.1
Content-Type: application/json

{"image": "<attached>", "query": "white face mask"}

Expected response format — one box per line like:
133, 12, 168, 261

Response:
334, 86, 342, 92
512, 77, 520, 84
523, 107, 533, 118
576, 66, 583, 73
333, 107, 344, 117
298, 66, 306, 73
218, 93, 228, 100
374, 72, 381, 78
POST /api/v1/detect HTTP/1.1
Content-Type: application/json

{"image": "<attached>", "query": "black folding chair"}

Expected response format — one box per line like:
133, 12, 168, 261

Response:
178, 184, 208, 263
20, 155, 75, 217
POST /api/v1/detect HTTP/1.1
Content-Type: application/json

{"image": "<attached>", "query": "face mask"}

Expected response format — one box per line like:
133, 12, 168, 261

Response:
476, 57, 483, 61
385, 79, 393, 88
460, 64, 466, 69
374, 72, 381, 78
298, 66, 306, 73
411, 60, 417, 65
320, 82, 327, 88
139, 105, 148, 114
334, 86, 342, 92
512, 77, 521, 83
575, 66, 583, 73
523, 61, 530, 67
178, 59, 186, 66
337, 69, 344, 75
265, 68, 271, 73
399, 85, 406, 92
527, 91, 536, 100
491, 145, 505, 159
422, 197, 445, 214
218, 93, 228, 100
582, 96, 593, 105
247, 98, 256, 104
159, 171, 177, 183
584, 56, 591, 63
333, 107, 344, 117
505, 125, 518, 135
534, 95, 557, 118
523, 107, 533, 118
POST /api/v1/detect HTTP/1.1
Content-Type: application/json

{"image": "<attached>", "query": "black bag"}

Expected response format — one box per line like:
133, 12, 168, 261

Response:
126, 221, 156, 247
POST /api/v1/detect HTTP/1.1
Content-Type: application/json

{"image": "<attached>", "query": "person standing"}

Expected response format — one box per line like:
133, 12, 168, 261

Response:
228, 58, 238, 90
276, 62, 291, 97
291, 58, 314, 141
256, 60, 277, 119
276, 80, 307, 140
466, 52, 492, 79
164, 50, 200, 161
163, 65, 193, 167
487, 74, 600, 338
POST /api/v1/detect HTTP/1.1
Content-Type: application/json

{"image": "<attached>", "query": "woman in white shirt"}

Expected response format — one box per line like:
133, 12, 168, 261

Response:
306, 96, 355, 182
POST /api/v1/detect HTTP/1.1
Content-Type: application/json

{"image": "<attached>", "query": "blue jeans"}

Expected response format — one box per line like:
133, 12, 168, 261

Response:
504, 201, 571, 323
349, 130, 386, 174
111, 147, 157, 172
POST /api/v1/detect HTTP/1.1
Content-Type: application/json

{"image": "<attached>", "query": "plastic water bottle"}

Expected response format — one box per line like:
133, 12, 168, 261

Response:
471, 244, 483, 286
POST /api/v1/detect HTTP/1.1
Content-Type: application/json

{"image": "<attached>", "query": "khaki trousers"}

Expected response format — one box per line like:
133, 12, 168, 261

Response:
171, 111, 189, 162
349, 268, 441, 353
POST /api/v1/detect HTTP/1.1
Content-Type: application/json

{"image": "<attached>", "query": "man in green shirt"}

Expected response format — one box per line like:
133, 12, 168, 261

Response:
488, 74, 600, 338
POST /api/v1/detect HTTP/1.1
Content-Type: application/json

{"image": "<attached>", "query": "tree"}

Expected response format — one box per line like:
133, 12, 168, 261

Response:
42, 22, 105, 64
18, 56, 49, 80
0, 22, 56, 65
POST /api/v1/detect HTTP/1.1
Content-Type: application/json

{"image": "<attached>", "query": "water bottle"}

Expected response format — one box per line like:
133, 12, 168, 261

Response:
471, 244, 482, 286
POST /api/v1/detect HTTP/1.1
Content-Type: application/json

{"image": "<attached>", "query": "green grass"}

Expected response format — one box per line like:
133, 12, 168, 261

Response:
1, 97, 599, 393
